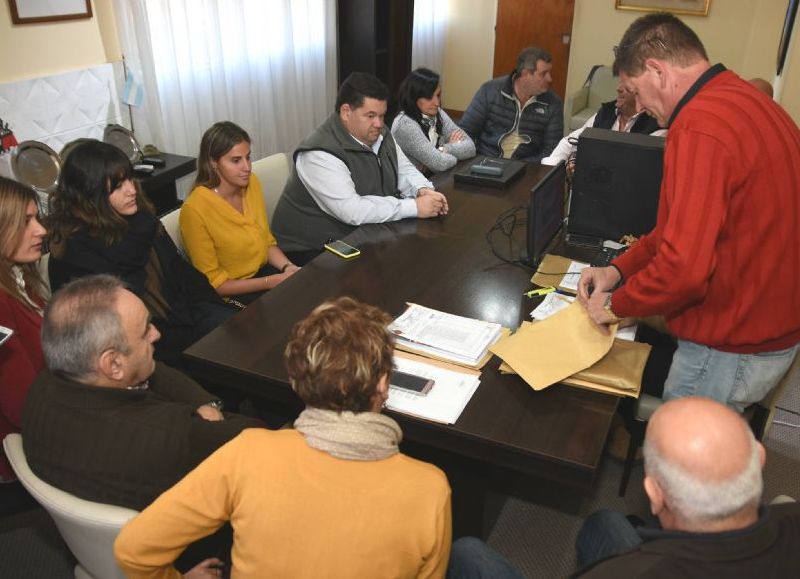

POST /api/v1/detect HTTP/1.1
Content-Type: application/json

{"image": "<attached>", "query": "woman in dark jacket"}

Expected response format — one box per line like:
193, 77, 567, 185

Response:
47, 140, 234, 366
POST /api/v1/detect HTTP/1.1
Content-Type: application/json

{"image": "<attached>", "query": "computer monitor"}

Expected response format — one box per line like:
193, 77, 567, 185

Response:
568, 127, 665, 244
526, 161, 566, 267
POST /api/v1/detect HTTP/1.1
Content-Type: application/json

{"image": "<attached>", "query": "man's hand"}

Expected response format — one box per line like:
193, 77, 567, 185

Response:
184, 558, 224, 578
448, 129, 466, 144
416, 188, 449, 217
585, 290, 618, 334
196, 405, 224, 422
577, 266, 621, 304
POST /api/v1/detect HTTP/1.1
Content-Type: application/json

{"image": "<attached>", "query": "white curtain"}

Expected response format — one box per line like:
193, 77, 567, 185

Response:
411, 0, 448, 74
112, 0, 337, 161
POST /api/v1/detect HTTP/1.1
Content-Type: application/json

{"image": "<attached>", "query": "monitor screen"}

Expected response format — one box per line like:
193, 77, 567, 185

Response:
526, 162, 566, 267
568, 127, 665, 243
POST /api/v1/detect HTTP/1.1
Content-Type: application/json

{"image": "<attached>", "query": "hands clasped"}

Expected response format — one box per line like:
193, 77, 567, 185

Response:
416, 188, 449, 218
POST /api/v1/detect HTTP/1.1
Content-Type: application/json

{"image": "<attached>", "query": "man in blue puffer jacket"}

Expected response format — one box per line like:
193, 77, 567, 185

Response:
459, 47, 564, 162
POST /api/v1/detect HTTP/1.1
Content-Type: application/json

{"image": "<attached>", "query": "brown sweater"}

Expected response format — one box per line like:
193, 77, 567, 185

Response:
22, 363, 261, 510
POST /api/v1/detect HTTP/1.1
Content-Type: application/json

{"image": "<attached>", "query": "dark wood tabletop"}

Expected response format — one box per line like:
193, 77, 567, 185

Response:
184, 162, 619, 490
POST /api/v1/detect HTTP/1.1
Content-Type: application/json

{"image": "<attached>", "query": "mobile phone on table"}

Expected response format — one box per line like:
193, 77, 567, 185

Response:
324, 240, 361, 259
390, 370, 434, 396
0, 325, 13, 347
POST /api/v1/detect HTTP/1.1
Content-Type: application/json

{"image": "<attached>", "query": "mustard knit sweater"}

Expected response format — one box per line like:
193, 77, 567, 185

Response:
115, 428, 452, 578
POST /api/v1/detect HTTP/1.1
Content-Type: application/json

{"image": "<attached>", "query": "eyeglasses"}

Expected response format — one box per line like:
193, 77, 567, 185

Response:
613, 36, 669, 58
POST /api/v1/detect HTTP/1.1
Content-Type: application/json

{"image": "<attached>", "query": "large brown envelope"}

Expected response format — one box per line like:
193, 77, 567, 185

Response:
490, 301, 616, 390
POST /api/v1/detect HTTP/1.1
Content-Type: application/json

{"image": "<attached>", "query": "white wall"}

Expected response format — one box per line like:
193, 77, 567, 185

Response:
440, 0, 498, 111
0, 1, 120, 83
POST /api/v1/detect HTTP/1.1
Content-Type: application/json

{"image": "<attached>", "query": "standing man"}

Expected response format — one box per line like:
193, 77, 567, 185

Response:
271, 72, 448, 264
459, 47, 564, 162
578, 13, 800, 410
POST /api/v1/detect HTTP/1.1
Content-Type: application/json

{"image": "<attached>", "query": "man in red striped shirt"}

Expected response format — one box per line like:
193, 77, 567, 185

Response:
578, 13, 800, 411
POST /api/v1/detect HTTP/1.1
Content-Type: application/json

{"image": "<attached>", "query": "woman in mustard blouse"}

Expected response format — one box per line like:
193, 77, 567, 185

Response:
181, 122, 299, 303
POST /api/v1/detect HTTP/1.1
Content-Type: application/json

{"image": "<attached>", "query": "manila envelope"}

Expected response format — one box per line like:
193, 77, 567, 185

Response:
490, 301, 616, 390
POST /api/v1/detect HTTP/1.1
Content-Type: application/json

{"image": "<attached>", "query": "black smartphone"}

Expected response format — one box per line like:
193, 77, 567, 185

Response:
390, 370, 434, 396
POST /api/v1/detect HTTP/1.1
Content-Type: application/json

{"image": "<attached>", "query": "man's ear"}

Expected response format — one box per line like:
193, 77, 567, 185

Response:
98, 349, 124, 382
340, 103, 352, 122
644, 58, 667, 88
644, 475, 665, 516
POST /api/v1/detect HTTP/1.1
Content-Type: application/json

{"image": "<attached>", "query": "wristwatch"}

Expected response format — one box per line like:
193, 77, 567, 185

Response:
603, 294, 622, 323
207, 400, 224, 411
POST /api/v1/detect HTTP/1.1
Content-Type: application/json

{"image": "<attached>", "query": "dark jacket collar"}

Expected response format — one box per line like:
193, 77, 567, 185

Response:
637, 506, 779, 562
667, 63, 727, 127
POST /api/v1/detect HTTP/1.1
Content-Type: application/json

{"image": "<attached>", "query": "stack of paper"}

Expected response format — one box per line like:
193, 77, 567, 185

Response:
530, 293, 638, 341
386, 354, 481, 424
388, 304, 503, 368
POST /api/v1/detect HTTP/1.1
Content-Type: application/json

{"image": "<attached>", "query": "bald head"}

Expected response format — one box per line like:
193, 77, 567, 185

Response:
748, 78, 774, 99
643, 397, 763, 531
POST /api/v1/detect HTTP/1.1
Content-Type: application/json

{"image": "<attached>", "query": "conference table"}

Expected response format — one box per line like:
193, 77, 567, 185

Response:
183, 162, 619, 536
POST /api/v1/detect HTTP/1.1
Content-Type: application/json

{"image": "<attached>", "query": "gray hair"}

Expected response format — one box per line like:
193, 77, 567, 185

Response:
643, 427, 762, 524
42, 274, 130, 381
516, 47, 552, 73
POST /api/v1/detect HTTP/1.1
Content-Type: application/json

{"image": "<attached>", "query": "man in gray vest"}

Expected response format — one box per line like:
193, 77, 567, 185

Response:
272, 72, 449, 264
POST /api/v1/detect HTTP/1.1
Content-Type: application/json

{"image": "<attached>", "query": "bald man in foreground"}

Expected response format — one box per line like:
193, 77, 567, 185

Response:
574, 398, 800, 577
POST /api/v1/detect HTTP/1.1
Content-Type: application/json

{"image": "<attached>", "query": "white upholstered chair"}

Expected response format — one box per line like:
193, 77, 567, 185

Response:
160, 207, 184, 254
3, 434, 138, 579
567, 65, 618, 130
251, 152, 291, 226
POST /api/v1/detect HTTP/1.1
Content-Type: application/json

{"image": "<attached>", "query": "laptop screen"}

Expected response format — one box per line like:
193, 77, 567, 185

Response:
526, 162, 566, 267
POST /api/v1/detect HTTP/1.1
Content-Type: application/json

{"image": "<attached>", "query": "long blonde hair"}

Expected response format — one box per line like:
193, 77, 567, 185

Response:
0, 177, 46, 309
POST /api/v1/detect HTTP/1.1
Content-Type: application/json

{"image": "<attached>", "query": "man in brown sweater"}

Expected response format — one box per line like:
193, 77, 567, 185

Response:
22, 274, 260, 510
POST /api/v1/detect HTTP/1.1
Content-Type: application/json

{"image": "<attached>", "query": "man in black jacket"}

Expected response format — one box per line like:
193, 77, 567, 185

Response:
459, 47, 563, 162
23, 274, 261, 511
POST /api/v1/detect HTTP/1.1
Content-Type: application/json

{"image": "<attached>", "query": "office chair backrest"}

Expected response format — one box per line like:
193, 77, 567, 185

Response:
3, 434, 138, 579
160, 207, 184, 255
251, 152, 291, 227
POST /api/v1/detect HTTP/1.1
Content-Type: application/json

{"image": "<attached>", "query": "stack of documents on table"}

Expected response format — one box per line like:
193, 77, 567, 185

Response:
531, 254, 588, 294
388, 303, 503, 368
492, 302, 649, 397
386, 353, 481, 424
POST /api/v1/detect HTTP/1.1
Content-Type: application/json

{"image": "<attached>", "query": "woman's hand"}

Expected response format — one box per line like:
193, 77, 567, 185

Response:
448, 129, 466, 144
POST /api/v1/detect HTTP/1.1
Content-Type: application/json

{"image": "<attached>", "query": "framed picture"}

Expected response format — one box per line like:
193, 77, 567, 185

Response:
615, 0, 711, 17
9, 0, 93, 25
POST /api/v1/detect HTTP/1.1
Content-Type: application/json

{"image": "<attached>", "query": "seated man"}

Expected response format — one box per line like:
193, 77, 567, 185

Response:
271, 72, 448, 263
573, 397, 800, 576
114, 297, 452, 577
459, 47, 563, 162
448, 398, 800, 578
22, 274, 261, 511
542, 76, 663, 167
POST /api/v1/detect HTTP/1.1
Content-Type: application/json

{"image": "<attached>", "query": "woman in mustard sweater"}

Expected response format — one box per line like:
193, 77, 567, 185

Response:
181, 122, 299, 304
115, 297, 452, 579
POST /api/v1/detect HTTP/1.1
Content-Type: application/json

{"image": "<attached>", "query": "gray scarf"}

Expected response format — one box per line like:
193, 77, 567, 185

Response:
294, 408, 402, 461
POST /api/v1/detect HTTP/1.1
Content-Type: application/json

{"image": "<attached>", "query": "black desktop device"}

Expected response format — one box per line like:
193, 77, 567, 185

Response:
567, 127, 665, 246
525, 161, 566, 267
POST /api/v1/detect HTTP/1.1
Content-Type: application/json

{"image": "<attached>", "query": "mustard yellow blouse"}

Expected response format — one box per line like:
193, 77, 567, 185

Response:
180, 176, 277, 288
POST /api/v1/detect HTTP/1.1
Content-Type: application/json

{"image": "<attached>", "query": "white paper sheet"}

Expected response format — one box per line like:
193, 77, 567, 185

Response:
386, 356, 481, 425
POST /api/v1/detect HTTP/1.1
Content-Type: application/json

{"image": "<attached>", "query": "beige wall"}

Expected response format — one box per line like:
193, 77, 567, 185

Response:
442, 0, 799, 124
441, 0, 498, 111
0, 0, 120, 83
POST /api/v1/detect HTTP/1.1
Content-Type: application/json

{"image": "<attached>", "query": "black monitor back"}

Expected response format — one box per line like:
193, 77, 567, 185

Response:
525, 162, 565, 268
568, 127, 665, 242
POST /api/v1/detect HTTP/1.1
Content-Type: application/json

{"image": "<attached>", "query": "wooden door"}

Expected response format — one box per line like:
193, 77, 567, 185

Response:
493, 0, 575, 100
